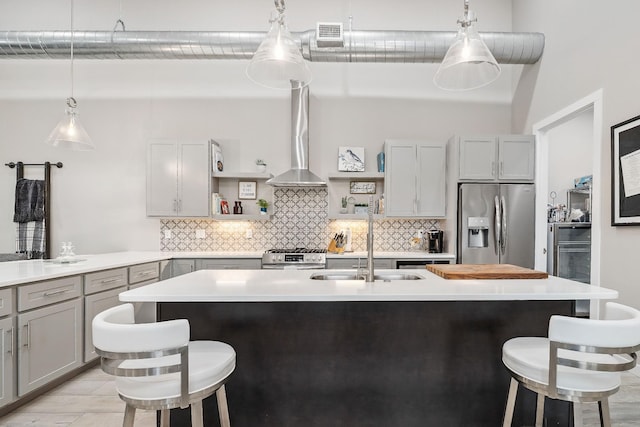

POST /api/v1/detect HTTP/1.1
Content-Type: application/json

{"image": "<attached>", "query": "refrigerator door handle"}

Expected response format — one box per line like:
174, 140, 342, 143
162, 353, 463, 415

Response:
494, 195, 501, 255
500, 195, 507, 255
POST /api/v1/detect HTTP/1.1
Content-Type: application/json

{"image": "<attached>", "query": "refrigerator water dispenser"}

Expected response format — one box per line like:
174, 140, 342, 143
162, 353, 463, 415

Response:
467, 217, 489, 248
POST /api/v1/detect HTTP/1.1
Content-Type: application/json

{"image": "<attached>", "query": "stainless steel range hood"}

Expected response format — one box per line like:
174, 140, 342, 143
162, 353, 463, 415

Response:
266, 83, 326, 187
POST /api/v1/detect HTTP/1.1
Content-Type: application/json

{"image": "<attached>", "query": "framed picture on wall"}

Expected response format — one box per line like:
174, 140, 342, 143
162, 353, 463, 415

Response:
338, 147, 365, 171
238, 181, 257, 200
350, 181, 376, 194
611, 114, 640, 225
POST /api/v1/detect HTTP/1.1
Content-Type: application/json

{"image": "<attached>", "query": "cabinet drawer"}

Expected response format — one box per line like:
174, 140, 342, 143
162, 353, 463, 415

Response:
326, 258, 393, 269
0, 288, 13, 318
84, 268, 128, 295
129, 262, 160, 284
18, 276, 82, 312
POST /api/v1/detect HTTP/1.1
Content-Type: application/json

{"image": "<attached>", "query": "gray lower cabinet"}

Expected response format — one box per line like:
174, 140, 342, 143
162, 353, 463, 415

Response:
196, 258, 261, 270
17, 298, 83, 396
83, 286, 127, 362
0, 316, 16, 407
172, 259, 195, 277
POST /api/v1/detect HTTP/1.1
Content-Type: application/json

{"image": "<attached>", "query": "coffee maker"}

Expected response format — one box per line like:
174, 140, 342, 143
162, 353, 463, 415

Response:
425, 230, 444, 253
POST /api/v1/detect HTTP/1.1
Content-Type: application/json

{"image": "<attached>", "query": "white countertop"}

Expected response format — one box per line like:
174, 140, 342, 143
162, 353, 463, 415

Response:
0, 251, 455, 288
119, 268, 618, 303
0, 252, 172, 287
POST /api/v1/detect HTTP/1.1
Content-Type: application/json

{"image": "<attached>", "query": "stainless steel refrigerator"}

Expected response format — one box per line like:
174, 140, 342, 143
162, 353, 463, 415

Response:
457, 183, 535, 268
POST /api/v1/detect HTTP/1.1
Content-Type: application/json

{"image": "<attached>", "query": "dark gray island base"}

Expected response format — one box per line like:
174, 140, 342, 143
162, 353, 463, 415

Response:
158, 300, 575, 427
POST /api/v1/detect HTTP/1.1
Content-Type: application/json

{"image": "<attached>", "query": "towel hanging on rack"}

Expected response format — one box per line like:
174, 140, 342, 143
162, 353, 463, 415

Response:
13, 178, 45, 223
13, 178, 46, 259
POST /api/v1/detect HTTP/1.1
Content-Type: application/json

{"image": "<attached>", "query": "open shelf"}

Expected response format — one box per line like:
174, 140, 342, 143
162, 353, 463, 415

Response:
328, 172, 384, 180
211, 214, 271, 221
212, 172, 273, 179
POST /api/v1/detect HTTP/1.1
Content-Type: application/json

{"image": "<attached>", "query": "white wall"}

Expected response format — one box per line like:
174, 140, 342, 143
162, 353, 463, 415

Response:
547, 109, 593, 207
0, 0, 515, 255
512, 0, 640, 308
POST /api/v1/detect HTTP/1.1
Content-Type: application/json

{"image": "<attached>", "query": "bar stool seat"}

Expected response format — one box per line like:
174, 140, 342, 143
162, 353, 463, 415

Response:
503, 337, 621, 393
93, 303, 235, 427
116, 341, 235, 402
501, 302, 640, 427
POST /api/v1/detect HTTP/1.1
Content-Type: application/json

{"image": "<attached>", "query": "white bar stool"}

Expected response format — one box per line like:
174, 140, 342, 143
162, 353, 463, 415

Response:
501, 302, 640, 427
92, 303, 235, 427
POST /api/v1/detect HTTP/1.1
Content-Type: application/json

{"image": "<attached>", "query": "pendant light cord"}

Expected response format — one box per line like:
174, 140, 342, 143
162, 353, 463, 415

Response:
68, 0, 75, 106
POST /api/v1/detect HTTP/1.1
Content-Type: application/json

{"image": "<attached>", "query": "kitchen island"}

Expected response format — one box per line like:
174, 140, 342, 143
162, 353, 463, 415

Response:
120, 269, 617, 427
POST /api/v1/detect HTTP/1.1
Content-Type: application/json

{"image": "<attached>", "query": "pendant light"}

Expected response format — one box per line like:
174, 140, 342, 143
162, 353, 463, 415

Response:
246, 0, 312, 89
45, 0, 94, 150
433, 0, 501, 91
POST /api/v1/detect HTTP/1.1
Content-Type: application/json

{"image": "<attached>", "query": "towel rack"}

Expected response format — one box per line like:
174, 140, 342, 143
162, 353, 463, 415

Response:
5, 161, 63, 259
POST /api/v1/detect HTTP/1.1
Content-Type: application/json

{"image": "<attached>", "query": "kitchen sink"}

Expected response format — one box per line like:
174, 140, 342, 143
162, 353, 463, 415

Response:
309, 272, 424, 282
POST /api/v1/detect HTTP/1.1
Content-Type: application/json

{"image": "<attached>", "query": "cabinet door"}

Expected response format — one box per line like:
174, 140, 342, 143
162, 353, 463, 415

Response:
177, 142, 210, 216
84, 287, 127, 363
172, 259, 195, 277
385, 141, 418, 217
458, 137, 497, 180
147, 140, 210, 217
18, 299, 83, 396
147, 140, 178, 216
417, 142, 446, 217
196, 258, 261, 270
498, 135, 535, 181
0, 317, 15, 408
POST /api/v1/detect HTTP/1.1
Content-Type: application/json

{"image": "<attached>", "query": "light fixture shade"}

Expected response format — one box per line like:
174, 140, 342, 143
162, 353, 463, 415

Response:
246, 20, 312, 89
433, 22, 501, 91
45, 101, 94, 151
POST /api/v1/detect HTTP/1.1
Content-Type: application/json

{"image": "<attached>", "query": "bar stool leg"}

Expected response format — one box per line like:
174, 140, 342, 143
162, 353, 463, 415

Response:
191, 401, 204, 427
123, 405, 136, 427
598, 399, 612, 427
160, 409, 170, 427
216, 385, 231, 427
573, 402, 584, 427
502, 378, 518, 427
535, 393, 545, 427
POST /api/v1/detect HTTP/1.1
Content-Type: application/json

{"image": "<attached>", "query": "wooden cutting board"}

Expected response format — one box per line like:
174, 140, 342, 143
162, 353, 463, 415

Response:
425, 264, 548, 280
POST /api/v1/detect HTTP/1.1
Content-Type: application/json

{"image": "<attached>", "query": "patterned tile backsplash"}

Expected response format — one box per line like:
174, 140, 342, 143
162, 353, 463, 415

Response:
160, 188, 444, 252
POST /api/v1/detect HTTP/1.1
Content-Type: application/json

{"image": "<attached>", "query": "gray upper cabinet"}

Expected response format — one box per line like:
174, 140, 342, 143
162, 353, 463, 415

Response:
147, 139, 210, 217
458, 135, 535, 182
384, 140, 447, 218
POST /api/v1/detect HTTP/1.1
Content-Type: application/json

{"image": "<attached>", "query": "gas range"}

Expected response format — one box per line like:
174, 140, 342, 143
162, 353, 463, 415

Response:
261, 248, 327, 270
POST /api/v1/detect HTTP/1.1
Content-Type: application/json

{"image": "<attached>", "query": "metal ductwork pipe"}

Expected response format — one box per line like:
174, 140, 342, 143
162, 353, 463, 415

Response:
0, 30, 544, 64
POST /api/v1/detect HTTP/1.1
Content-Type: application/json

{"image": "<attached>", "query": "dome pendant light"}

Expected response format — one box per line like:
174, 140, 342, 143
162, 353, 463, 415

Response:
45, 0, 94, 150
433, 0, 501, 91
246, 0, 312, 89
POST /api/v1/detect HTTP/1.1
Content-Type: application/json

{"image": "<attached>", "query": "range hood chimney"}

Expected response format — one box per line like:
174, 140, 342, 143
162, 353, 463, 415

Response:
266, 82, 326, 187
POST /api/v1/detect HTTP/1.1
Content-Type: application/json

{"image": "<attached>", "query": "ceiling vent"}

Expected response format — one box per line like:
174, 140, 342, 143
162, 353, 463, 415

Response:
316, 22, 344, 48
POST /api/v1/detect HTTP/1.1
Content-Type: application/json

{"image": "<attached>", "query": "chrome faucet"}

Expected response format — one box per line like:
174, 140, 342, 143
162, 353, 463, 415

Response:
366, 196, 375, 282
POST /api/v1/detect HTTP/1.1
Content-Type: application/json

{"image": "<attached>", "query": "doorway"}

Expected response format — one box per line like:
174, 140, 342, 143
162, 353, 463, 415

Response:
532, 90, 603, 287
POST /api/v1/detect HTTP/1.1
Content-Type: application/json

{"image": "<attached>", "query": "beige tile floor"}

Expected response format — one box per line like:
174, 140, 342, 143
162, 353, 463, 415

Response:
0, 367, 156, 427
0, 365, 637, 426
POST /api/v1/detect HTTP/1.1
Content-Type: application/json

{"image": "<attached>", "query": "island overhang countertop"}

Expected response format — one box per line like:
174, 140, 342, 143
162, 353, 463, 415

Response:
119, 268, 618, 303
